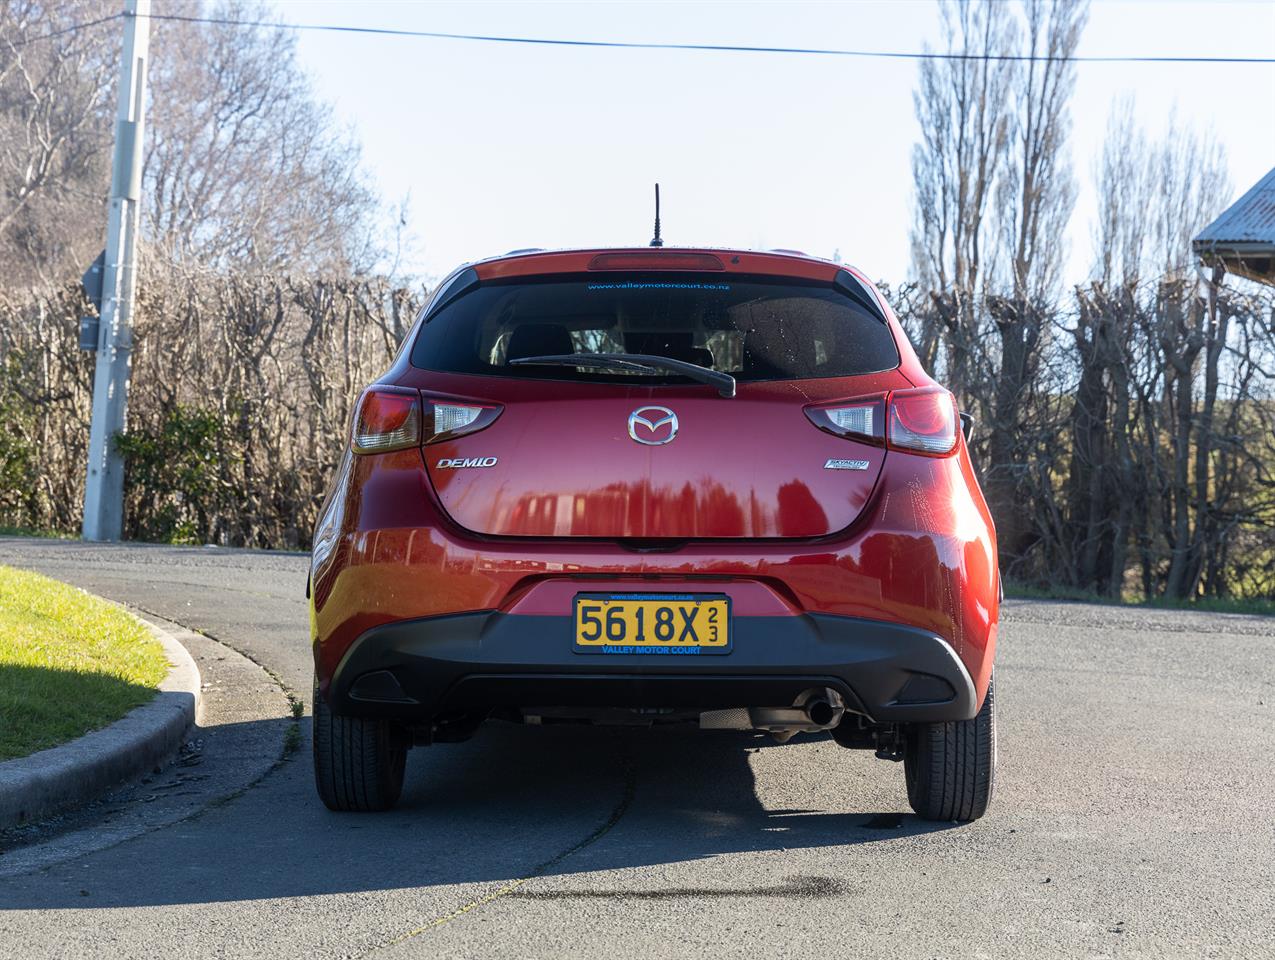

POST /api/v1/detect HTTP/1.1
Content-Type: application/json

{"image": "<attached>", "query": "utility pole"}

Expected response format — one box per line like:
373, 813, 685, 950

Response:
83, 0, 151, 541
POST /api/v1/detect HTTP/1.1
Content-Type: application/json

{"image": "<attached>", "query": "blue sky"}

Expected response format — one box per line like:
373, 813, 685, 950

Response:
276, 0, 1275, 286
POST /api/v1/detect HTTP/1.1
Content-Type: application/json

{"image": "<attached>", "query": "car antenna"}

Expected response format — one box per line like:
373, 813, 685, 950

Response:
649, 183, 664, 247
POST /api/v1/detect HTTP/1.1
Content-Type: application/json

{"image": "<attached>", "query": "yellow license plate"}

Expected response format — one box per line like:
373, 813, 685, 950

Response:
573, 594, 731, 655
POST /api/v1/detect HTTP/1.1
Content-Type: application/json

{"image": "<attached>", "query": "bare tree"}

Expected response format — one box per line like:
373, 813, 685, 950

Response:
1065, 280, 1140, 594
984, 0, 1087, 560
909, 0, 1087, 565
144, 1, 382, 274
0, 0, 115, 285
1, 0, 389, 283
1069, 104, 1240, 599
1091, 98, 1149, 287
995, 0, 1086, 304
1144, 122, 1230, 598
909, 0, 1017, 417
910, 0, 1017, 301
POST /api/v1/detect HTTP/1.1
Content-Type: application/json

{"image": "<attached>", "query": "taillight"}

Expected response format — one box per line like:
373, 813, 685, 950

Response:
421, 397, 501, 444
805, 396, 886, 444
351, 388, 503, 454
887, 387, 958, 455
805, 387, 958, 456
352, 387, 421, 453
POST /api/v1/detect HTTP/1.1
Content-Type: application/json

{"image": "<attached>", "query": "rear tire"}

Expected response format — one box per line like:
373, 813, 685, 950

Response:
904, 674, 996, 822
312, 675, 407, 812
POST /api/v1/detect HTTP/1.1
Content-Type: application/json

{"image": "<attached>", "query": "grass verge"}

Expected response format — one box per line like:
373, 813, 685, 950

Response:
0, 565, 168, 761
1004, 580, 1275, 616
0, 526, 75, 540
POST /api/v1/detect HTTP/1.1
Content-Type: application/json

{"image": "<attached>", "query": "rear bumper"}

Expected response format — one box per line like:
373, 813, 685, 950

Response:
322, 611, 978, 725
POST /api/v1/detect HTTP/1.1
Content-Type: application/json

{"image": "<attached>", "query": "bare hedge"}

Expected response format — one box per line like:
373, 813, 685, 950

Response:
0, 270, 422, 548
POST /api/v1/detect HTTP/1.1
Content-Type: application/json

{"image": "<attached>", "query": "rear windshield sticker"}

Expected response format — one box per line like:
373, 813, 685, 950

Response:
586, 281, 731, 291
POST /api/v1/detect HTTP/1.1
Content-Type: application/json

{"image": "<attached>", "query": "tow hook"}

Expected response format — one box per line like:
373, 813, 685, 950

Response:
874, 726, 906, 762
832, 715, 906, 761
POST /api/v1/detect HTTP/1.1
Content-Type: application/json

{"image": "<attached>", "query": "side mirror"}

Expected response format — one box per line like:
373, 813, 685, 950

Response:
959, 412, 974, 444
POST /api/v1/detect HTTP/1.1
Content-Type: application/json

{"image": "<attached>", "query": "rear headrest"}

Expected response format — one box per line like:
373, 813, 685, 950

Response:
506, 323, 575, 361
687, 346, 714, 368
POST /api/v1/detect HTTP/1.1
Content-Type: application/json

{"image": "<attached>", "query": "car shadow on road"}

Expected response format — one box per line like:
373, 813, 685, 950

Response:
0, 719, 961, 909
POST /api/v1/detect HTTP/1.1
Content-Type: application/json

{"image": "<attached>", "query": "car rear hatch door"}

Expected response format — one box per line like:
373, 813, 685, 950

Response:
409, 266, 904, 539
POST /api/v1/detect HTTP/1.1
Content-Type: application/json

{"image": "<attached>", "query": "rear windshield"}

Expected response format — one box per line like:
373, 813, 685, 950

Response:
409, 274, 899, 383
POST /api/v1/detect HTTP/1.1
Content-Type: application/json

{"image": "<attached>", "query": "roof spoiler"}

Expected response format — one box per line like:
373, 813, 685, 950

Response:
833, 270, 887, 323
422, 267, 480, 323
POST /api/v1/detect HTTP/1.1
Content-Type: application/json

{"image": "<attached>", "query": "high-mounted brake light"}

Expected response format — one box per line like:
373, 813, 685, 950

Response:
351, 389, 502, 454
805, 387, 959, 457
587, 252, 725, 271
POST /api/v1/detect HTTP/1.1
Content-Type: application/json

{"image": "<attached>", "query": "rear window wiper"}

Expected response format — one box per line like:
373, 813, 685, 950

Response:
509, 353, 737, 398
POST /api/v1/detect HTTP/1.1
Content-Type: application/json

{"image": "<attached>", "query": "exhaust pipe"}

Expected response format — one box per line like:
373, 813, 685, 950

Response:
805, 697, 837, 727
708, 689, 847, 739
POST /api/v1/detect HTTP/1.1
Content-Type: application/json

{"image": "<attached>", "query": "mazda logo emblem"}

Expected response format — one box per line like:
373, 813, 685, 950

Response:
628, 406, 678, 445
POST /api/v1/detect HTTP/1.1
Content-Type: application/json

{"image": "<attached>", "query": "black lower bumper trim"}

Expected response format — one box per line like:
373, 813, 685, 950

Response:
322, 611, 978, 724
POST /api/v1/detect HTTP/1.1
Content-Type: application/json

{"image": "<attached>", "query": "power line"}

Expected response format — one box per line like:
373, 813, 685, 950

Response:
10, 8, 1274, 65
9, 12, 123, 47
138, 10, 1274, 65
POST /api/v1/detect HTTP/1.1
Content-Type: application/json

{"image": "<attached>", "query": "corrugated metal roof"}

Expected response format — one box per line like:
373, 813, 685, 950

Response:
1194, 166, 1275, 247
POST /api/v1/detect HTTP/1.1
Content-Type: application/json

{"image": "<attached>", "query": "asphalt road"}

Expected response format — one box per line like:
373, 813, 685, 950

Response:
0, 538, 1272, 959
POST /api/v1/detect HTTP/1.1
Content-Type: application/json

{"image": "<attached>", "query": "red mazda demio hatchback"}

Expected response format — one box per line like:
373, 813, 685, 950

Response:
309, 247, 999, 821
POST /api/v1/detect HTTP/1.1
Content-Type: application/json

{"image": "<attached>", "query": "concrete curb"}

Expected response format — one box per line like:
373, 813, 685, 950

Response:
0, 611, 201, 830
